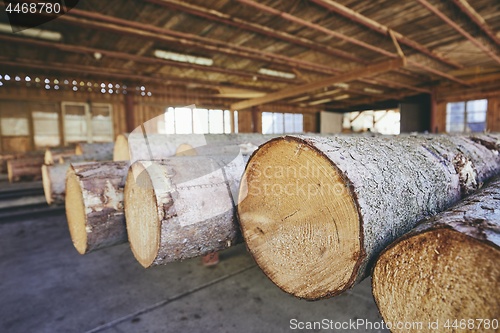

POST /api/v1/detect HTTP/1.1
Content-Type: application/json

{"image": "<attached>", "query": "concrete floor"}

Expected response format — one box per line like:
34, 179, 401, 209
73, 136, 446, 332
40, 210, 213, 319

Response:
0, 211, 388, 333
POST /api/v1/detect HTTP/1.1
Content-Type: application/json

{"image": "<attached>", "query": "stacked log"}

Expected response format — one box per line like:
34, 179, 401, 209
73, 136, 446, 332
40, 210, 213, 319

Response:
372, 177, 500, 333
237, 134, 500, 299
44, 148, 75, 165
124, 154, 247, 267
75, 142, 114, 161
0, 151, 44, 174
65, 161, 129, 254
7, 156, 45, 182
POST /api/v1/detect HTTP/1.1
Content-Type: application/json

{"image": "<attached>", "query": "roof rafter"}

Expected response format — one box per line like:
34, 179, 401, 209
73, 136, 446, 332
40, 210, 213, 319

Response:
451, 0, 500, 47
231, 58, 404, 110
417, 0, 500, 65
235, 0, 469, 85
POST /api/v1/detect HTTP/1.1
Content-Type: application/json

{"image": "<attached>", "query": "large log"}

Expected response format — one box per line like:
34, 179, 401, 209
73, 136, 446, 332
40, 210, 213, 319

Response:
44, 148, 75, 165
75, 142, 113, 161
237, 134, 500, 299
7, 156, 45, 182
113, 133, 276, 162
124, 154, 247, 267
372, 177, 500, 333
65, 161, 129, 254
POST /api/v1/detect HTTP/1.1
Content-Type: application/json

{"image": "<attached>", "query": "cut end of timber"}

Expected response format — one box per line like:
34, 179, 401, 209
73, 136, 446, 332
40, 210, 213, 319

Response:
124, 162, 161, 268
65, 167, 88, 255
238, 136, 361, 300
373, 228, 500, 333
175, 143, 197, 156
113, 134, 131, 161
42, 165, 52, 205
75, 144, 83, 156
44, 149, 53, 165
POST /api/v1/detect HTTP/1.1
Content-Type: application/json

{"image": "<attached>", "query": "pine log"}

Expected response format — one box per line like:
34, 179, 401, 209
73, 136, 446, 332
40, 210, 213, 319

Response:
7, 156, 45, 182
372, 177, 500, 333
44, 148, 75, 165
75, 142, 113, 160
124, 154, 247, 267
65, 161, 129, 254
237, 134, 500, 299
113, 133, 276, 162
42, 163, 70, 205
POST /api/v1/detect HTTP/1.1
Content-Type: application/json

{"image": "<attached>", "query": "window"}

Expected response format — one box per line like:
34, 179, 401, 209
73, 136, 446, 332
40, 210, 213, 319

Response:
32, 111, 60, 147
0, 117, 29, 136
446, 99, 487, 133
162, 107, 235, 134
342, 110, 400, 135
262, 112, 303, 134
62, 102, 113, 144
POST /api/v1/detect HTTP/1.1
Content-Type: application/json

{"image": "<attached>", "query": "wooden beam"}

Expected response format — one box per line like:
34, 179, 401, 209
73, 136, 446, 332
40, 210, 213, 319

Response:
451, 0, 500, 47
417, 0, 500, 65
311, 0, 463, 69
235, 0, 468, 85
145, 0, 365, 64
231, 59, 404, 110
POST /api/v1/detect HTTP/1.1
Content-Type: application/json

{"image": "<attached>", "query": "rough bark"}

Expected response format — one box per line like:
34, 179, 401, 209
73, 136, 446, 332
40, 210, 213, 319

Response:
0, 151, 44, 174
124, 154, 248, 267
237, 134, 500, 299
372, 176, 500, 333
65, 161, 129, 254
42, 163, 71, 205
7, 156, 45, 182
75, 142, 114, 161
44, 148, 76, 165
113, 133, 276, 162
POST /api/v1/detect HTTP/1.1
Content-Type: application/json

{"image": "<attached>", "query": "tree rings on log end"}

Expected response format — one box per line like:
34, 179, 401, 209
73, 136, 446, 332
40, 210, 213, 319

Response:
124, 162, 161, 268
65, 168, 88, 254
113, 134, 130, 161
373, 228, 499, 333
42, 165, 52, 205
238, 136, 361, 300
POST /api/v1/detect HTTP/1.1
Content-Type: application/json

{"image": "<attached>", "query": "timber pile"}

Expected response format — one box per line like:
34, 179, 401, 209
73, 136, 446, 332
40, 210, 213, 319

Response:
124, 154, 247, 267
113, 133, 276, 162
237, 134, 500, 299
7, 156, 45, 182
65, 161, 129, 254
75, 142, 114, 161
44, 148, 75, 165
372, 177, 500, 333
0, 151, 44, 174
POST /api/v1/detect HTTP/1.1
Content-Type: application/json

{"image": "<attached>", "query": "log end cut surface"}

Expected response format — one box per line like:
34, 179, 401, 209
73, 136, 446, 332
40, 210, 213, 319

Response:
124, 162, 160, 268
42, 165, 52, 205
65, 168, 88, 254
113, 134, 130, 161
238, 137, 361, 300
373, 228, 500, 333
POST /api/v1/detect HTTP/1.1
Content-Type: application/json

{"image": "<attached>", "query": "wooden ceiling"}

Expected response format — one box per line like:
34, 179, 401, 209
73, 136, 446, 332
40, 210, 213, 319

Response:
0, 0, 499, 112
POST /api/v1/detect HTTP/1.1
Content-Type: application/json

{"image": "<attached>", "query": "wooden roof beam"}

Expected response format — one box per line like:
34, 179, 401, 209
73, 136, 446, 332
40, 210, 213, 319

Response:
417, 0, 500, 65
0, 34, 294, 85
451, 0, 500, 47
231, 58, 404, 110
235, 0, 469, 85
145, 0, 365, 64
311, 0, 463, 69
59, 9, 430, 94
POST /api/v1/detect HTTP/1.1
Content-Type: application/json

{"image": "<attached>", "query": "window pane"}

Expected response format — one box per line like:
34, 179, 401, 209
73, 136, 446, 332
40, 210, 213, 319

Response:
294, 114, 303, 133
284, 113, 294, 133
209, 109, 224, 134
273, 113, 284, 134
175, 108, 193, 134
234, 111, 239, 134
164, 107, 175, 134
1, 117, 29, 136
91, 105, 113, 142
446, 102, 465, 133
193, 108, 209, 134
224, 110, 231, 134
466, 99, 487, 129
33, 111, 59, 147
64, 104, 87, 143
262, 112, 273, 134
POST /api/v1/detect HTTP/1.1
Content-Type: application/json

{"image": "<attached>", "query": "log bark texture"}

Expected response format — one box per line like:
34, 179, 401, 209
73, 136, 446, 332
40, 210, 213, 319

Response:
42, 163, 70, 205
0, 151, 44, 174
372, 176, 500, 333
75, 142, 113, 161
124, 154, 248, 267
238, 134, 500, 299
7, 156, 45, 182
113, 133, 276, 162
65, 161, 129, 254
44, 148, 75, 165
